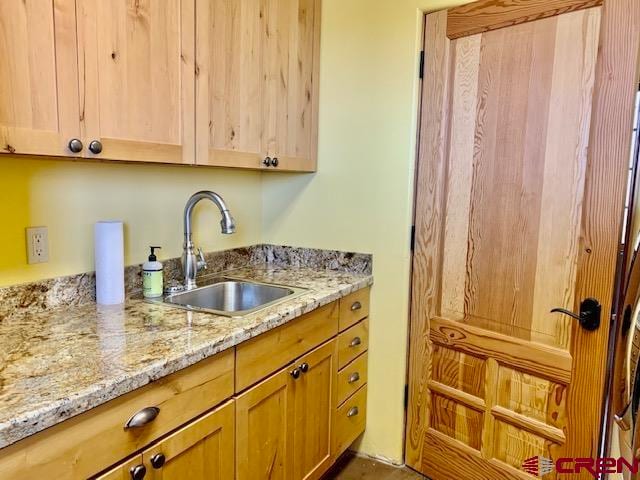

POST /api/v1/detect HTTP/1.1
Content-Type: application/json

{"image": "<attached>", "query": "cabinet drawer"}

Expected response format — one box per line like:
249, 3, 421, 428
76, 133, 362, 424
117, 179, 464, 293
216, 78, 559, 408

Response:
236, 302, 339, 392
333, 385, 367, 457
339, 288, 370, 331
337, 352, 368, 406
337, 319, 369, 369
0, 350, 234, 480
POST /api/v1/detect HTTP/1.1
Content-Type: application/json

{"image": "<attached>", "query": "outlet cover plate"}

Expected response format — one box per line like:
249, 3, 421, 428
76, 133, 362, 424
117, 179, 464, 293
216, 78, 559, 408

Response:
26, 226, 49, 264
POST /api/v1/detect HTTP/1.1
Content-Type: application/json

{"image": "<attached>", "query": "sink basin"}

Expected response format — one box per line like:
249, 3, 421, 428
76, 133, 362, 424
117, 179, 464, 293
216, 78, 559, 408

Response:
157, 278, 307, 317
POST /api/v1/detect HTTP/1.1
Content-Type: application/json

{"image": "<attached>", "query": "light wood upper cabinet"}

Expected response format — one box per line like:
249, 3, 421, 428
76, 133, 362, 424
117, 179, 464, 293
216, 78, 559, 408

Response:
142, 401, 235, 480
0, 0, 81, 158
195, 0, 321, 171
75, 0, 195, 164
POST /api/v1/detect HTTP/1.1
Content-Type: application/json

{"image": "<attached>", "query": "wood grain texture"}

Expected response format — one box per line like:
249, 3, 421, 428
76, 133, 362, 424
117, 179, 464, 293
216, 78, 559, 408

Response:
447, 0, 602, 39
566, 0, 640, 474
337, 319, 369, 369
196, 0, 320, 171
0, 0, 81, 157
338, 287, 370, 332
95, 456, 143, 480
332, 385, 368, 459
337, 352, 368, 406
407, 1, 640, 477
235, 302, 339, 392
0, 350, 234, 479
405, 10, 451, 469
430, 394, 484, 450
143, 400, 235, 480
76, 0, 193, 164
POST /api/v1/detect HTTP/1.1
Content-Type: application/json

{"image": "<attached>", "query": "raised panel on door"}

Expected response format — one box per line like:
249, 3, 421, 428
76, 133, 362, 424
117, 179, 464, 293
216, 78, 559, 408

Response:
236, 366, 295, 480
0, 0, 81, 157
142, 400, 234, 480
76, 0, 194, 164
292, 339, 337, 480
406, 1, 640, 479
195, 0, 320, 171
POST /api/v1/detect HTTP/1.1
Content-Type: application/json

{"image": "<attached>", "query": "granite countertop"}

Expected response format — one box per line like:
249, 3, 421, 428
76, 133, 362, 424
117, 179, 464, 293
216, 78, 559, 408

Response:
0, 265, 373, 449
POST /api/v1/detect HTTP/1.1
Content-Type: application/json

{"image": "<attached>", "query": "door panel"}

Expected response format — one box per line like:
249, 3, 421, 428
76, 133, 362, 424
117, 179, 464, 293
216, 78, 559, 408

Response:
407, 0, 640, 478
0, 0, 81, 157
236, 366, 295, 480
196, 0, 320, 171
76, 0, 194, 163
292, 340, 337, 480
143, 401, 234, 480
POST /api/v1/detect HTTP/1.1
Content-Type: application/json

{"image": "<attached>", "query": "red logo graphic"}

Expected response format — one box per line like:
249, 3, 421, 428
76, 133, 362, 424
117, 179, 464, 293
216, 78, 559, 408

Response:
522, 456, 554, 477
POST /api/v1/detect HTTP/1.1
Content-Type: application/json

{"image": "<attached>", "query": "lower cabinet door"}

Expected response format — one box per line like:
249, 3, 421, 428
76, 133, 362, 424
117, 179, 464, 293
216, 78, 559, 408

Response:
292, 340, 338, 480
94, 456, 145, 480
236, 366, 296, 480
142, 400, 235, 480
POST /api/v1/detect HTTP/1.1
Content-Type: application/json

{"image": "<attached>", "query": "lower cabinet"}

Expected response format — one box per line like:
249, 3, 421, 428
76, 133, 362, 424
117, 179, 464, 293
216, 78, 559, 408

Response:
96, 401, 234, 480
236, 339, 337, 480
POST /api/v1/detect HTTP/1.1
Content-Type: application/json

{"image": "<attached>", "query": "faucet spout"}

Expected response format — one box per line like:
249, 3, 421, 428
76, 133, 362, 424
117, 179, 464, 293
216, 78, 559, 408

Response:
182, 191, 236, 290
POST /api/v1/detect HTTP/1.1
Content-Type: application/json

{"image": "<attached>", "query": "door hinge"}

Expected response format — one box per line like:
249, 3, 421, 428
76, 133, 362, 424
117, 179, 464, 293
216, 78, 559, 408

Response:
404, 384, 409, 410
419, 51, 425, 79
410, 225, 416, 251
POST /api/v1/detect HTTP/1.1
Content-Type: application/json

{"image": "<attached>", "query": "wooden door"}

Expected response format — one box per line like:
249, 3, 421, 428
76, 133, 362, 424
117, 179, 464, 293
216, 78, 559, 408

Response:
142, 400, 234, 480
0, 0, 81, 157
292, 340, 337, 480
76, 0, 195, 164
94, 456, 144, 480
406, 1, 640, 479
195, 0, 321, 171
236, 365, 296, 480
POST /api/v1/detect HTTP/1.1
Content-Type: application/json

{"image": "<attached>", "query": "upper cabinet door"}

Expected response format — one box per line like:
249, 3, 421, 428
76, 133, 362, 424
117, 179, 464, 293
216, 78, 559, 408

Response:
196, 0, 321, 172
76, 0, 195, 164
0, 0, 82, 158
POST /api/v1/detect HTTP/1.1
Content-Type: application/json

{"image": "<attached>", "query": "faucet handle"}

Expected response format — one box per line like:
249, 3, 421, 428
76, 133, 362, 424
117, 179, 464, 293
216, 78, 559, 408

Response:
197, 248, 208, 272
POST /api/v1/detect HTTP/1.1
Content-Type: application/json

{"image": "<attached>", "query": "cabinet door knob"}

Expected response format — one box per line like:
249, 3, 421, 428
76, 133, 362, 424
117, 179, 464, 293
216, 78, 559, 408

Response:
299, 362, 309, 373
124, 406, 160, 429
270, 157, 279, 167
347, 406, 359, 417
150, 453, 166, 469
88, 140, 103, 154
290, 367, 301, 379
349, 336, 362, 348
263, 157, 272, 167
130, 464, 146, 480
68, 138, 83, 153
348, 372, 360, 384
350, 301, 362, 311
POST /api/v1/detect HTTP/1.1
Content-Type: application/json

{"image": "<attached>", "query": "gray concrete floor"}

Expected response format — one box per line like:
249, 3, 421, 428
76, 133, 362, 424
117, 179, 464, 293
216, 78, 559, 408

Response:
323, 453, 428, 480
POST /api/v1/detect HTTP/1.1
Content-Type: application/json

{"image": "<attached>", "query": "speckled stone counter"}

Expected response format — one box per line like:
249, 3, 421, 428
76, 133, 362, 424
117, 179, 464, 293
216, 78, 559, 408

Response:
0, 263, 373, 449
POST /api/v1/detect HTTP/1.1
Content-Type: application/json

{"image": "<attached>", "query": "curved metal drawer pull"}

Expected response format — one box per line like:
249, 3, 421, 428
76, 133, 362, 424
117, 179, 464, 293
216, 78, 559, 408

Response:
351, 301, 362, 311
348, 372, 360, 384
347, 406, 359, 417
349, 337, 362, 348
124, 406, 160, 429
614, 402, 632, 431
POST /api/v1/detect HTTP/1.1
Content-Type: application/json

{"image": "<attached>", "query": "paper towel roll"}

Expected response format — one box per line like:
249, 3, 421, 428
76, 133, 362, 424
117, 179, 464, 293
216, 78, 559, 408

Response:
95, 221, 125, 305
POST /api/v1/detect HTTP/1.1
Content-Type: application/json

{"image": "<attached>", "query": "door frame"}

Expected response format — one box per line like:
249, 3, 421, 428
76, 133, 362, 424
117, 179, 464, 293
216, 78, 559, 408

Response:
404, 0, 640, 474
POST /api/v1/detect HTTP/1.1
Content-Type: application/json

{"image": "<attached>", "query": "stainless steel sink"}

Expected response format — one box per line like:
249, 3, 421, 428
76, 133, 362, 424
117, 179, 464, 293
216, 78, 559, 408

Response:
152, 278, 307, 317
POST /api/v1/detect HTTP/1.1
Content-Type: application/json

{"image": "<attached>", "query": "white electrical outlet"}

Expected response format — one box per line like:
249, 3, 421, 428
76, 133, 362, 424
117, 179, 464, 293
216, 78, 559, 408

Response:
26, 226, 49, 264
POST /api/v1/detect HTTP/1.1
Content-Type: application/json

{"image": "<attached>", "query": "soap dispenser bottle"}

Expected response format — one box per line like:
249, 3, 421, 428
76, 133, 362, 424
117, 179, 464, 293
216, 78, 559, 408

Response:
143, 246, 163, 298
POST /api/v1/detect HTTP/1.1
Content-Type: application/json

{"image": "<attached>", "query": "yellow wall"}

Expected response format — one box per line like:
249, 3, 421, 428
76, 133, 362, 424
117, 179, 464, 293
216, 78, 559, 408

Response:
261, 0, 471, 463
0, 156, 262, 287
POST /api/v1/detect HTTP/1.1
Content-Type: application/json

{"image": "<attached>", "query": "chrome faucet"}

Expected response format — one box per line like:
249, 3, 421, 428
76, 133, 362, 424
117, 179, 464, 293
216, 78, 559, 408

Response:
182, 191, 236, 290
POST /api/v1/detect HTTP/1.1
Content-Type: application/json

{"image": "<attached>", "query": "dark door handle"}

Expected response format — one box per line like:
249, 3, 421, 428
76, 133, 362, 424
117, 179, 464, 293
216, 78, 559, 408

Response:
550, 298, 601, 331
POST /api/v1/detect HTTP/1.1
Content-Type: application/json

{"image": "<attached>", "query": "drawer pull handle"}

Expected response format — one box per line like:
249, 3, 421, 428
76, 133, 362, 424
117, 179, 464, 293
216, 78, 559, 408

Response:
347, 406, 359, 417
350, 336, 362, 348
348, 372, 360, 384
351, 301, 362, 311
299, 362, 310, 373
150, 453, 166, 469
290, 367, 302, 379
130, 464, 146, 480
124, 406, 160, 429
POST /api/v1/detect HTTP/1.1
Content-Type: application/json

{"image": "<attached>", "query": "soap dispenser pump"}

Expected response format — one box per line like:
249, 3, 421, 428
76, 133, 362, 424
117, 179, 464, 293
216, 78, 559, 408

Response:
143, 246, 163, 298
